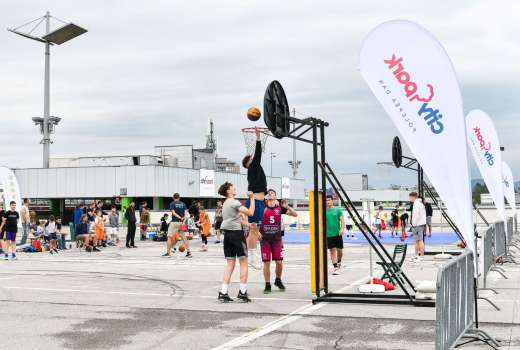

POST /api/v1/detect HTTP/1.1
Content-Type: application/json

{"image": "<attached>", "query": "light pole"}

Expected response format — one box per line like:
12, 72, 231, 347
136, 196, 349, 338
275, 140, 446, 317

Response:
8, 11, 87, 168
270, 152, 276, 177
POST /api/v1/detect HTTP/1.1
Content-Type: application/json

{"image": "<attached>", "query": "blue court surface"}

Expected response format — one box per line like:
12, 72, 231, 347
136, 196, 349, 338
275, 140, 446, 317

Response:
283, 231, 460, 245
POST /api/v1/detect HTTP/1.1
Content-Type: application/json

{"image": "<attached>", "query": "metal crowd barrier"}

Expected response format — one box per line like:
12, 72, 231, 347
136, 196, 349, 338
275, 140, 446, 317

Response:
494, 221, 506, 258
435, 250, 499, 349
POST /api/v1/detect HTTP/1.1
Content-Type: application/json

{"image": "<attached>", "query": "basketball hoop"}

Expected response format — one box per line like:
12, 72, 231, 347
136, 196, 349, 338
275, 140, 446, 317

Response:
241, 127, 270, 155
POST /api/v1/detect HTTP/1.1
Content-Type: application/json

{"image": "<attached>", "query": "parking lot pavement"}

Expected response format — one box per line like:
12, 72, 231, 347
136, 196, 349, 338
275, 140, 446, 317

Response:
1, 238, 519, 349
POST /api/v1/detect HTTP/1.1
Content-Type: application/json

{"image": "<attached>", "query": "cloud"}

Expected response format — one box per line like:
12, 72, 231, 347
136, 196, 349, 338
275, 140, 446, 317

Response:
0, 0, 518, 188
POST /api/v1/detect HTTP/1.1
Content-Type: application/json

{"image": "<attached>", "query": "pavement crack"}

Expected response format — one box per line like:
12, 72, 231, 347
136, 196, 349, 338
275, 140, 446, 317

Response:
333, 335, 344, 349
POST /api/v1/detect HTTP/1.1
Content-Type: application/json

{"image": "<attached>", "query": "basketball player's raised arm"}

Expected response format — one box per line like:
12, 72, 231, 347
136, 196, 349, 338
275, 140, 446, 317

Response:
239, 191, 256, 216
281, 199, 298, 217
251, 128, 262, 165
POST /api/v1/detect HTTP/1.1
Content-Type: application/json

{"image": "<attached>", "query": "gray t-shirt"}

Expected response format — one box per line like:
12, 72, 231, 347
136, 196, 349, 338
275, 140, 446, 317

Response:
221, 198, 242, 231
109, 212, 119, 228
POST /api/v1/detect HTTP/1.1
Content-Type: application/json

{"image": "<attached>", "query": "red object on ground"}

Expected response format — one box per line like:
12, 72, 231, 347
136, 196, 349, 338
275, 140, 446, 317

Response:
32, 239, 42, 252
368, 278, 396, 291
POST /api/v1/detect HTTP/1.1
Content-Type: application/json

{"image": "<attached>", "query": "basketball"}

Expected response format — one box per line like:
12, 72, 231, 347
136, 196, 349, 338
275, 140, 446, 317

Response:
179, 244, 186, 252
247, 107, 261, 121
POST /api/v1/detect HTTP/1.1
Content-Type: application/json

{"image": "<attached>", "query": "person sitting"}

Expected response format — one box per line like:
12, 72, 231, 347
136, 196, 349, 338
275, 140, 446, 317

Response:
75, 214, 99, 252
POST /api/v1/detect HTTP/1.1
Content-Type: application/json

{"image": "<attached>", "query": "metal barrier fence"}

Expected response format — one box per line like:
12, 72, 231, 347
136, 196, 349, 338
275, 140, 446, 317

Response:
507, 217, 513, 245
482, 226, 494, 289
436, 250, 499, 349
435, 250, 474, 349
494, 221, 506, 258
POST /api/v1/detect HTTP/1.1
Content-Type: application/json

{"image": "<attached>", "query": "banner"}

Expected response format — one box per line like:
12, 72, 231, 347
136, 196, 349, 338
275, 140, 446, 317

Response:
0, 166, 22, 220
199, 169, 215, 197
281, 177, 291, 199
466, 110, 506, 221
360, 20, 474, 255
502, 161, 516, 217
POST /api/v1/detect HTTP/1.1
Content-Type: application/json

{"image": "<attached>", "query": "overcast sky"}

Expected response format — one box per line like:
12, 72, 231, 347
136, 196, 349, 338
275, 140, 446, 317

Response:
1, 0, 518, 189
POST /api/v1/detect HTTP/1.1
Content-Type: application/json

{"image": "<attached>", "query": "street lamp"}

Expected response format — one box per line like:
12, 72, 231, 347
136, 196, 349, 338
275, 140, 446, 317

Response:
8, 11, 87, 168
270, 152, 276, 177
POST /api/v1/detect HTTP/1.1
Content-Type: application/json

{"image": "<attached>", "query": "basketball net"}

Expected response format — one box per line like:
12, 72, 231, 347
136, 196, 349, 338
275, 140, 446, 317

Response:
241, 127, 270, 155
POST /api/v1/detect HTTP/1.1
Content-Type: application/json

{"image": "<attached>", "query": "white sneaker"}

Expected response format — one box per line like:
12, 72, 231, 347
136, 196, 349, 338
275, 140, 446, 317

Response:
332, 267, 340, 275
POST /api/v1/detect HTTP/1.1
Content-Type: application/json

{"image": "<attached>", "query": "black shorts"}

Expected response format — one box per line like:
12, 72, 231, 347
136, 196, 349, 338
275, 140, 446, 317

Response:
327, 235, 344, 249
215, 219, 222, 230
223, 230, 247, 259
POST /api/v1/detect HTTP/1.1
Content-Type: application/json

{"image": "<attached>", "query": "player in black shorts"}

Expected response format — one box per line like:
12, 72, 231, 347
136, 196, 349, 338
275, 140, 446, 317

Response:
218, 182, 255, 303
242, 128, 267, 269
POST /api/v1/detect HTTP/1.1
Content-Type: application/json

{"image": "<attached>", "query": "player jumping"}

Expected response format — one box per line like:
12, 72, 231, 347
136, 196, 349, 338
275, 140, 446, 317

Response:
242, 128, 267, 269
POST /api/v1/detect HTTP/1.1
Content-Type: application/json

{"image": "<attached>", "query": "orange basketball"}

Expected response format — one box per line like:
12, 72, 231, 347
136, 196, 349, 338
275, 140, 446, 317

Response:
179, 244, 186, 252
247, 107, 261, 121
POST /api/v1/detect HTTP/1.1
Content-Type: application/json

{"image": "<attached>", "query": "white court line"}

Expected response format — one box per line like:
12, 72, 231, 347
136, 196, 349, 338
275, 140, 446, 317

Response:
1, 286, 309, 303
211, 274, 369, 350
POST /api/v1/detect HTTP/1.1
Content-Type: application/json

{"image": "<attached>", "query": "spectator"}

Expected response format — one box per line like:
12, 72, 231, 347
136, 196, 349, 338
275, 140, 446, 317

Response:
373, 206, 383, 238
56, 218, 66, 250
140, 206, 150, 241
74, 203, 85, 225
108, 205, 120, 244
423, 198, 433, 238
159, 213, 169, 241
75, 214, 99, 252
197, 206, 212, 251
45, 215, 59, 255
95, 209, 106, 247
410, 192, 426, 262
125, 201, 137, 248
214, 201, 223, 244
20, 198, 30, 245
0, 209, 5, 255
391, 205, 399, 238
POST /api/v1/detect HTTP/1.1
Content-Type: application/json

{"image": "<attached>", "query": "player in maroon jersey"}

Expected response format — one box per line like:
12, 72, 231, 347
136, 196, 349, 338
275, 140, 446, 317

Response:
260, 189, 298, 293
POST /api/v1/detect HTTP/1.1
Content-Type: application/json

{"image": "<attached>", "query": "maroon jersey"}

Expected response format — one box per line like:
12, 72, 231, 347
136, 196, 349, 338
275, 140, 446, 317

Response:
260, 204, 287, 242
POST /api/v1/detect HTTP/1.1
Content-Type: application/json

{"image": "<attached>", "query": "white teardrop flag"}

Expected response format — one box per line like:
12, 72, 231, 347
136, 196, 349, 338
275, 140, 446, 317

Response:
359, 20, 474, 254
502, 161, 516, 217
466, 110, 506, 221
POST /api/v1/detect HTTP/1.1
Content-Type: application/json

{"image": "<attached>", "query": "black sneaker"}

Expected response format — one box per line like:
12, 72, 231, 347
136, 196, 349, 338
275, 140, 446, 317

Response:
237, 291, 251, 302
162, 253, 171, 257
93, 247, 101, 252
263, 283, 272, 294
218, 292, 233, 303
186, 252, 192, 258
274, 278, 286, 291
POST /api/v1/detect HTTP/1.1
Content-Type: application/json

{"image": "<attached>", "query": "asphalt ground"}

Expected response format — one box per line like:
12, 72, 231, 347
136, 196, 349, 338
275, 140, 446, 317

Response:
1, 235, 519, 350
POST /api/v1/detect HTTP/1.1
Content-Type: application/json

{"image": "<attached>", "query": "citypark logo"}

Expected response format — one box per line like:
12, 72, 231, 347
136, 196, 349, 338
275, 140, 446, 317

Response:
384, 54, 444, 134
473, 126, 494, 166
200, 176, 213, 185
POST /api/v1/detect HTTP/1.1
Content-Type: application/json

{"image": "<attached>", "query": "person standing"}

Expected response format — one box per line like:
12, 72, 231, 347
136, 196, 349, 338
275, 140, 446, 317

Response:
260, 189, 297, 294
20, 198, 30, 245
197, 206, 212, 251
217, 182, 255, 302
214, 201, 223, 244
423, 198, 433, 238
1, 202, 19, 260
373, 206, 383, 238
400, 210, 409, 241
166, 193, 191, 258
108, 205, 120, 244
391, 205, 399, 237
139, 201, 148, 241
125, 201, 137, 248
326, 195, 345, 274
73, 203, 85, 225
409, 192, 426, 262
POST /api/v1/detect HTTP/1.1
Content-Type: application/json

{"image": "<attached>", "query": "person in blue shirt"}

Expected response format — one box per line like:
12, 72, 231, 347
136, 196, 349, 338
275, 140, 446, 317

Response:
73, 203, 85, 225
